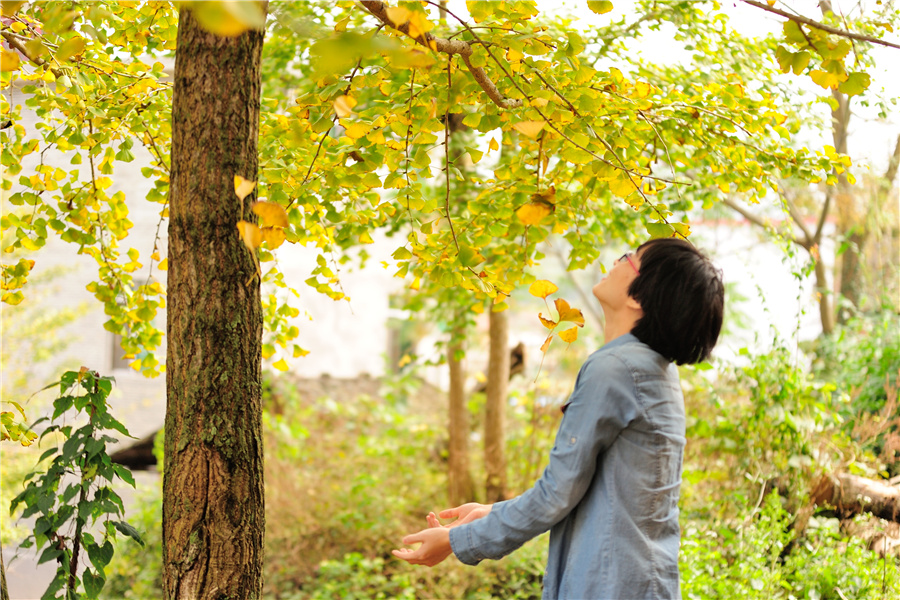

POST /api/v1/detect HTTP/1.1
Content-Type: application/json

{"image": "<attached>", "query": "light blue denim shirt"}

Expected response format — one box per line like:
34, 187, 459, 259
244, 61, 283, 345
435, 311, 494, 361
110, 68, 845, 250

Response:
449, 333, 686, 599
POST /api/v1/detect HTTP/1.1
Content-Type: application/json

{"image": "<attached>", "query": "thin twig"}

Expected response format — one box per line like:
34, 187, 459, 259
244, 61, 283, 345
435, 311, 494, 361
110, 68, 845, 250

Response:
358, 0, 523, 109
740, 0, 900, 50
444, 58, 460, 253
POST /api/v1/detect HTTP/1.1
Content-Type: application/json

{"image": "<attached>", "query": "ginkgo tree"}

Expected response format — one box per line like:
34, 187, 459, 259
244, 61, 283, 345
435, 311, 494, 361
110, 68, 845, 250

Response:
3, 0, 891, 596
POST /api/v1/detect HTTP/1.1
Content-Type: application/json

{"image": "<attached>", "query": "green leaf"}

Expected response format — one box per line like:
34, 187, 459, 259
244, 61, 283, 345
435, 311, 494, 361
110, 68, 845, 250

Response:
458, 244, 485, 267
783, 20, 806, 45
791, 50, 810, 75
112, 520, 144, 546
774, 45, 793, 73
87, 539, 114, 570
113, 464, 136, 487
838, 71, 870, 96
462, 112, 482, 128
645, 222, 675, 239
83, 568, 105, 598
587, 1, 614, 15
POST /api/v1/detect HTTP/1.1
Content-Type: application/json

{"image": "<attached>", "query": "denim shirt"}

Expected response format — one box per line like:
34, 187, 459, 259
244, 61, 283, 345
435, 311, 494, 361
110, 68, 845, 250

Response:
449, 333, 686, 599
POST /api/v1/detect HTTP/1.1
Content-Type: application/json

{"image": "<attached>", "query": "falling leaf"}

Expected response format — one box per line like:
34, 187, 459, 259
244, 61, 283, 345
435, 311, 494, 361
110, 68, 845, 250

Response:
559, 326, 579, 343
540, 334, 553, 354
234, 176, 257, 201
512, 120, 546, 139
539, 314, 557, 329
272, 358, 289, 372
489, 137, 499, 151
529, 279, 558, 298
555, 298, 585, 326
333, 95, 357, 117
516, 202, 552, 225
261, 227, 285, 249
158, 258, 168, 271
237, 220, 262, 250
252, 201, 289, 228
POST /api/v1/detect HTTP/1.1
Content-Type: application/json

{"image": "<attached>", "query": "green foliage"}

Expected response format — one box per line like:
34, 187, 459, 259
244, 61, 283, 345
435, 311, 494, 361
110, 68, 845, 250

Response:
10, 369, 143, 600
101, 480, 163, 600
682, 493, 900, 600
684, 341, 845, 512
812, 310, 900, 416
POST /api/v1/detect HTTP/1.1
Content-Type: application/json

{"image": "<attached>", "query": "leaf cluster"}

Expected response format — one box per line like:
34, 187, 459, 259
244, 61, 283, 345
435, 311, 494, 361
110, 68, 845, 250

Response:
10, 368, 143, 600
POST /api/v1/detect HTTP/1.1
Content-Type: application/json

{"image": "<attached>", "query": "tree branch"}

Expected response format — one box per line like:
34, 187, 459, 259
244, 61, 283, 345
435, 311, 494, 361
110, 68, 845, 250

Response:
358, 0, 523, 109
1, 31, 62, 77
778, 186, 814, 242
885, 134, 900, 183
722, 196, 806, 248
740, 0, 900, 51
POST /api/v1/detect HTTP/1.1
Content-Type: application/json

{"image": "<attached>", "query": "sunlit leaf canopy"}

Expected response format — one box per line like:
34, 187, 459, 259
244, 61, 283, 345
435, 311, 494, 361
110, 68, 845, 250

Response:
1, 0, 861, 373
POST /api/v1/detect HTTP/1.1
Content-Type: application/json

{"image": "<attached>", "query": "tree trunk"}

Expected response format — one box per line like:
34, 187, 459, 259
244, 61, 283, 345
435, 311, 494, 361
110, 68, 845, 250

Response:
811, 473, 900, 523
829, 87, 868, 321
448, 339, 474, 506
813, 251, 836, 335
484, 308, 509, 502
164, 8, 265, 599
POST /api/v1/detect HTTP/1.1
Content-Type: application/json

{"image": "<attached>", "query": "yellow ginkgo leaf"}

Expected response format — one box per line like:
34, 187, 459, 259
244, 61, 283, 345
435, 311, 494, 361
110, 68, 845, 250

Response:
609, 174, 638, 198
633, 81, 651, 98
529, 279, 558, 299
158, 258, 168, 271
539, 314, 557, 329
237, 220, 262, 250
261, 226, 286, 249
234, 175, 257, 201
344, 122, 371, 139
252, 201, 289, 228
407, 10, 434, 39
555, 298, 585, 326
559, 326, 579, 343
512, 120, 546, 139
516, 202, 552, 225
489, 137, 499, 151
540, 334, 553, 354
272, 358, 289, 372
1, 49, 20, 72
385, 6, 411, 26
333, 94, 357, 118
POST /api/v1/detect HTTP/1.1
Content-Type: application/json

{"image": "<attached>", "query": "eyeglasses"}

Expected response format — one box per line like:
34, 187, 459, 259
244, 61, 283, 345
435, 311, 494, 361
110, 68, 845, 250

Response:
619, 252, 640, 275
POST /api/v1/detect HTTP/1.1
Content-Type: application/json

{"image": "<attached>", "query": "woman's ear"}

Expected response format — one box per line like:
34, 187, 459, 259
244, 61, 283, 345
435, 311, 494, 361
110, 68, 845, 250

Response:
626, 295, 643, 313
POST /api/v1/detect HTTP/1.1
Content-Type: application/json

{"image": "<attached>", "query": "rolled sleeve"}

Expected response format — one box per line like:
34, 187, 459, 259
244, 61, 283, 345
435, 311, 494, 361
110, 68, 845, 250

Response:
449, 352, 640, 564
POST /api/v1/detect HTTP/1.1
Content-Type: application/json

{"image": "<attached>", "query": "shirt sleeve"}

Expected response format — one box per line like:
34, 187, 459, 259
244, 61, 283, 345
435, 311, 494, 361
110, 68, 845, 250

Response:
449, 351, 640, 565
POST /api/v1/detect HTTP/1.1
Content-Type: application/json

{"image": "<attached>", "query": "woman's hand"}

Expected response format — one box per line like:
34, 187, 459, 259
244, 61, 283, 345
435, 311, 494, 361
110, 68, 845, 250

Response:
391, 526, 452, 567
437, 502, 492, 528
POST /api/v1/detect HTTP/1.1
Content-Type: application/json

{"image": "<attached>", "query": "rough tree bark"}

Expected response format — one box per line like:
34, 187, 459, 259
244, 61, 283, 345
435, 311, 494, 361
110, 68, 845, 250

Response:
484, 308, 510, 503
448, 338, 474, 506
163, 7, 266, 599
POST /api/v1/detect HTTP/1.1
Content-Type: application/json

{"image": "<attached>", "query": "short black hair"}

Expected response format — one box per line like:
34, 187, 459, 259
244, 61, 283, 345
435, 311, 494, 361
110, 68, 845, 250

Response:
627, 238, 724, 365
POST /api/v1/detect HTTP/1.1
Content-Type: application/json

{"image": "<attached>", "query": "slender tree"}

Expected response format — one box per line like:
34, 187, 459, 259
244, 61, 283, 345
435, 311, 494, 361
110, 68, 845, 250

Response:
163, 5, 266, 598
484, 308, 510, 502
447, 336, 474, 506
